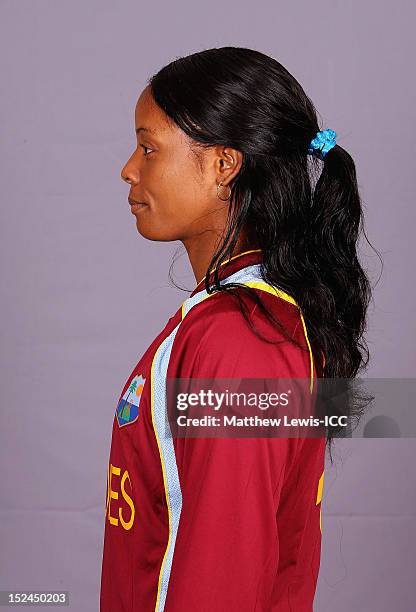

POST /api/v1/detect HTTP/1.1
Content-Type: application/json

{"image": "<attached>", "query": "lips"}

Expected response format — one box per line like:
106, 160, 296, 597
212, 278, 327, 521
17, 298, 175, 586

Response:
128, 197, 148, 215
128, 197, 147, 207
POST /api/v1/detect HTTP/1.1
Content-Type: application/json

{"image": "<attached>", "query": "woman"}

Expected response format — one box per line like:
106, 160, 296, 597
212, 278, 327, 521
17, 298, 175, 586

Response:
100, 47, 372, 611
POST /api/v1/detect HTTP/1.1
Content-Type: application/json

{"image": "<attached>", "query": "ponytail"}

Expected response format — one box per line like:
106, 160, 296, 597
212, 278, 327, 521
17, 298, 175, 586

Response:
306, 143, 371, 378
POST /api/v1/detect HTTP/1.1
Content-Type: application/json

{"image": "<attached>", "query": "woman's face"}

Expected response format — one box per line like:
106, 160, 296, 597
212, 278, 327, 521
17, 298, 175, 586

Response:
120, 86, 241, 246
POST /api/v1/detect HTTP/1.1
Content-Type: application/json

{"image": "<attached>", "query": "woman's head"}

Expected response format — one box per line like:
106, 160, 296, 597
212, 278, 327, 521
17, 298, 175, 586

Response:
121, 46, 376, 454
121, 46, 324, 253
121, 84, 255, 252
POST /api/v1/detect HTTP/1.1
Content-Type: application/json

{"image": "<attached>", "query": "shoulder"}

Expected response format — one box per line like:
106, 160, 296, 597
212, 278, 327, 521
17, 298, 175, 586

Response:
184, 285, 300, 335
168, 287, 311, 379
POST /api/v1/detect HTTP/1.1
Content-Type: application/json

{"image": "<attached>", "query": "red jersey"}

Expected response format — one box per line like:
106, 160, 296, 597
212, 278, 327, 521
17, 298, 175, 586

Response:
100, 249, 325, 611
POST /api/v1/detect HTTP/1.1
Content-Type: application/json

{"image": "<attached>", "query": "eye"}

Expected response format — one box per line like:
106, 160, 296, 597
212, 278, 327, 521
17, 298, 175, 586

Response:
140, 144, 153, 156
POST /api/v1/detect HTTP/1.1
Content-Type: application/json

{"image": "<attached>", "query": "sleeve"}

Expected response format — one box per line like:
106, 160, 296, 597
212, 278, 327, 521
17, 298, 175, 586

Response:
163, 292, 309, 611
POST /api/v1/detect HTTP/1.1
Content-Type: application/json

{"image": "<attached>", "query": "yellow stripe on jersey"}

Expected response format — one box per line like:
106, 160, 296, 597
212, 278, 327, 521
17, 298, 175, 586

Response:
316, 470, 325, 533
316, 470, 324, 505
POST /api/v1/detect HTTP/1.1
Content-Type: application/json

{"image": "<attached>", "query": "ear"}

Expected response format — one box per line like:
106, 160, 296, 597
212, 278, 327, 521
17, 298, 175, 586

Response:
216, 146, 243, 186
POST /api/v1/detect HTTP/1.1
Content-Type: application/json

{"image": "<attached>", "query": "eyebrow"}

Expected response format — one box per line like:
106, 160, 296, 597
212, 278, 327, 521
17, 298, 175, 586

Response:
135, 126, 158, 135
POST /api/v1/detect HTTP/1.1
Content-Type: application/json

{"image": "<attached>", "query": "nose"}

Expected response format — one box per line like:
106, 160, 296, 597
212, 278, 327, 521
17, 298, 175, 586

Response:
120, 156, 140, 185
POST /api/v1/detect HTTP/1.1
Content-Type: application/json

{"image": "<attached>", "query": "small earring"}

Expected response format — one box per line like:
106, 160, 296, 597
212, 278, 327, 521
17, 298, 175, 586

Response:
216, 180, 231, 201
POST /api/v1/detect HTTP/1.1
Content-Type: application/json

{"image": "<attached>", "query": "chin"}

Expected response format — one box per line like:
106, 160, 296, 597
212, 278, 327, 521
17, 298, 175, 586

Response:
134, 217, 181, 242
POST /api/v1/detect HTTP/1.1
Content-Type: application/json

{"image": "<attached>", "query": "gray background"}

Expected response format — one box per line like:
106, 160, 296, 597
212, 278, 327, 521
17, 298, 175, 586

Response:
1, 0, 415, 610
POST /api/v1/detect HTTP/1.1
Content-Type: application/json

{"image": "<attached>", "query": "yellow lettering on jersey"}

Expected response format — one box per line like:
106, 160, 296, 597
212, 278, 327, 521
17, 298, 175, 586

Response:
108, 464, 120, 526
316, 470, 325, 532
106, 462, 136, 530
119, 469, 135, 530
105, 461, 110, 519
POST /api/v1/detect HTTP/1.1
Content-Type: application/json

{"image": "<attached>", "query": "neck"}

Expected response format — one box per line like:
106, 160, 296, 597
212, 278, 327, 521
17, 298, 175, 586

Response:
183, 229, 260, 286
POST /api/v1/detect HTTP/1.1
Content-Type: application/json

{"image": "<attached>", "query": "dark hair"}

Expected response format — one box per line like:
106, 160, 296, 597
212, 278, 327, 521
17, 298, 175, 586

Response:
148, 46, 379, 460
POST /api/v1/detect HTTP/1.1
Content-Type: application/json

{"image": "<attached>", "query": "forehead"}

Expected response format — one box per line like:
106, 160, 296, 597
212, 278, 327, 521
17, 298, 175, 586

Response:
134, 87, 172, 135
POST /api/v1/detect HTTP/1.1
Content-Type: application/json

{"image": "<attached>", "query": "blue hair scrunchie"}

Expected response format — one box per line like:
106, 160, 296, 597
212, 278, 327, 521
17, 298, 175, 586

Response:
307, 128, 337, 160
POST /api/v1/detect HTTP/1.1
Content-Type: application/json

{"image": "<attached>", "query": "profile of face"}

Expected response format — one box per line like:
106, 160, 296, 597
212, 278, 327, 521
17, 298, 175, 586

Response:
120, 86, 242, 248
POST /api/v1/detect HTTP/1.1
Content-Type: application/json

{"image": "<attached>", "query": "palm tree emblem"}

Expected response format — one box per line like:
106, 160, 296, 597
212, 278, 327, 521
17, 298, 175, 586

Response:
120, 380, 137, 420
116, 374, 146, 427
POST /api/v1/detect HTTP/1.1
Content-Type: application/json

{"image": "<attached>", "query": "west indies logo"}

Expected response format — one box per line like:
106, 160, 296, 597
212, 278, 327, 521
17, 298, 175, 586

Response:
116, 374, 146, 428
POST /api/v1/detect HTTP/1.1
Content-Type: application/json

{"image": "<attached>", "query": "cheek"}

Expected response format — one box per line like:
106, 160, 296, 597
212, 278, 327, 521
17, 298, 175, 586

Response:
152, 163, 205, 219
135, 173, 201, 241
137, 154, 216, 240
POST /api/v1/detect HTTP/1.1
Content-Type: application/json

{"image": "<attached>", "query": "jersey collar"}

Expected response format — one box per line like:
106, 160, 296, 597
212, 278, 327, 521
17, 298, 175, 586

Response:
190, 248, 263, 298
